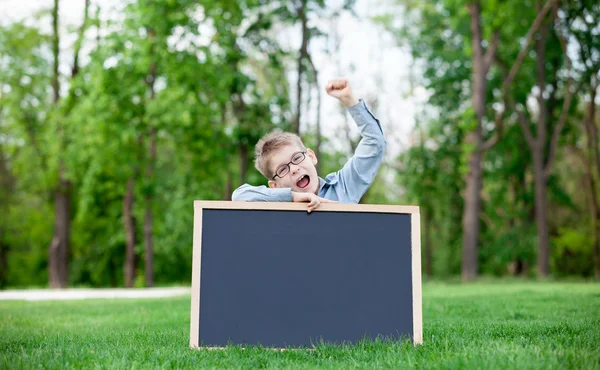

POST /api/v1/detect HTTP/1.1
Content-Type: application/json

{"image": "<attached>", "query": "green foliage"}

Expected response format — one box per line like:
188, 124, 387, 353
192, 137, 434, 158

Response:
2, 199, 52, 287
552, 228, 595, 277
479, 123, 537, 276
0, 22, 54, 287
396, 120, 465, 276
0, 0, 299, 288
1, 0, 598, 287
382, 0, 599, 279
479, 224, 537, 276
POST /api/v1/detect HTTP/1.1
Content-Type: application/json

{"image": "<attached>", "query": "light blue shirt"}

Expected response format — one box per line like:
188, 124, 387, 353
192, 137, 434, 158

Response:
232, 99, 386, 204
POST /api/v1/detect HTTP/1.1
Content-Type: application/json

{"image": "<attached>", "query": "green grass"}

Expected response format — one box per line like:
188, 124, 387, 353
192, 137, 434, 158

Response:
1, 282, 599, 369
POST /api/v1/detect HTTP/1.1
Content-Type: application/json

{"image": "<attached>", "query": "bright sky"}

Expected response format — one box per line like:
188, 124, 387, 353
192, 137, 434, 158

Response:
0, 0, 428, 158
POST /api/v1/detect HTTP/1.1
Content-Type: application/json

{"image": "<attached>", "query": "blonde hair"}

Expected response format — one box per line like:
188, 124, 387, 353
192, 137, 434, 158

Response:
254, 130, 306, 178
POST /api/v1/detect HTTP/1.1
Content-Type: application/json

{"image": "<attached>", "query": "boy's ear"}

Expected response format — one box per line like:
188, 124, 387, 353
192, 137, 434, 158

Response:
268, 180, 279, 188
306, 148, 318, 165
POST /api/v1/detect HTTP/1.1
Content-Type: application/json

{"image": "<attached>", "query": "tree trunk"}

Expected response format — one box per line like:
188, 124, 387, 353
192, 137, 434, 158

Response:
461, 1, 488, 281
584, 163, 600, 279
0, 143, 14, 288
0, 221, 8, 289
47, 0, 91, 288
48, 0, 71, 288
592, 217, 599, 279
583, 82, 600, 278
592, 196, 600, 279
144, 204, 154, 287
506, 1, 575, 278
123, 177, 136, 288
0, 242, 7, 289
462, 0, 552, 280
532, 150, 549, 276
144, 127, 155, 287
587, 77, 600, 185
462, 144, 483, 281
143, 27, 157, 288
534, 10, 550, 278
49, 179, 70, 288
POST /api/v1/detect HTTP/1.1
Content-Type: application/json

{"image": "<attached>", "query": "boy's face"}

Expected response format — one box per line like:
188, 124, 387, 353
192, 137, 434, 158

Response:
267, 145, 319, 195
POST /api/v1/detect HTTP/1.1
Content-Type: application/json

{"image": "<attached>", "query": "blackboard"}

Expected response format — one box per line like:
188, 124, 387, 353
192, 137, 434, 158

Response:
190, 201, 422, 348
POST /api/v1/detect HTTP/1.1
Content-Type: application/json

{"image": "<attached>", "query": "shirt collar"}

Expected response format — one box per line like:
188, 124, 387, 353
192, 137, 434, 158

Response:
319, 172, 339, 192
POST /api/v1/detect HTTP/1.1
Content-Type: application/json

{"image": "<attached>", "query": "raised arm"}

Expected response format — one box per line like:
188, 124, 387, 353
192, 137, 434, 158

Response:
337, 100, 386, 203
325, 79, 386, 203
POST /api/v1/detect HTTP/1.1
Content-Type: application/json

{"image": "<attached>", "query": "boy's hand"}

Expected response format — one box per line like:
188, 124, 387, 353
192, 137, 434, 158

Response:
325, 78, 359, 108
292, 191, 338, 213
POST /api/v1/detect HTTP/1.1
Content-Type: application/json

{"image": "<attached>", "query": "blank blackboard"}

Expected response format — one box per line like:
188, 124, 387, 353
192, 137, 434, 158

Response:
190, 201, 422, 348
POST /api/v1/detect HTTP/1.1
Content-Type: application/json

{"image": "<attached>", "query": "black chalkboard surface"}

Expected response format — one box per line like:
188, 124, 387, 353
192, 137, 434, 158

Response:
190, 201, 422, 348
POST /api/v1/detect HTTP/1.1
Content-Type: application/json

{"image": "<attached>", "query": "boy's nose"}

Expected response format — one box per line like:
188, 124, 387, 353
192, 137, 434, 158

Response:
290, 164, 301, 175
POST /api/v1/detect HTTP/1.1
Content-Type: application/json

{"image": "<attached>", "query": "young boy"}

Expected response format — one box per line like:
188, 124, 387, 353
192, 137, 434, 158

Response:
232, 78, 386, 212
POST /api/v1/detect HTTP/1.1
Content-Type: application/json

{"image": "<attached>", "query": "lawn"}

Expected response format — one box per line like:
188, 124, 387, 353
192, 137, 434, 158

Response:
1, 281, 599, 369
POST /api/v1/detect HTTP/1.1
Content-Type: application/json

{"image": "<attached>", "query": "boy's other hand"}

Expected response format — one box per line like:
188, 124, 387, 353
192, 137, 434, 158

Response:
325, 78, 359, 108
292, 191, 338, 213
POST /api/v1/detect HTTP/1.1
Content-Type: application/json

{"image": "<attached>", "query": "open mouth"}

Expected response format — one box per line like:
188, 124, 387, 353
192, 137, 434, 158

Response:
296, 174, 310, 189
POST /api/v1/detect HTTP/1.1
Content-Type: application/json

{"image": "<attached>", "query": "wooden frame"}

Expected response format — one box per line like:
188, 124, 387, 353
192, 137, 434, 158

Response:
190, 201, 422, 348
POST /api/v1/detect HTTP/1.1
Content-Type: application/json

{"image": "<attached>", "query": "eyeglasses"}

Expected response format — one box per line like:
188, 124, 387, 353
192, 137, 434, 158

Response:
272, 151, 307, 180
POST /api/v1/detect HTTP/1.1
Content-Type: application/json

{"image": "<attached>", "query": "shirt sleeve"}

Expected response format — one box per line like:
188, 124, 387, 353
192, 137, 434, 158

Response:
336, 100, 386, 203
231, 184, 293, 202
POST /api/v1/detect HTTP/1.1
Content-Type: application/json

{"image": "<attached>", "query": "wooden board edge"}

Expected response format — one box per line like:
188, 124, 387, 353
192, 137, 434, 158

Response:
411, 212, 423, 345
189, 206, 203, 348
191, 202, 422, 346
194, 201, 419, 214
191, 346, 316, 352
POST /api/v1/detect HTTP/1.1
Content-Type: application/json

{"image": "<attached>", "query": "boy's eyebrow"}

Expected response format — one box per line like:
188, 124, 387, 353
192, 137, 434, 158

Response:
273, 151, 298, 171
278, 151, 300, 167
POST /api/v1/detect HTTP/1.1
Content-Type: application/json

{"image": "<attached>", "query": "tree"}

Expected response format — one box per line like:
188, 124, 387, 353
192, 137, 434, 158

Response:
210, 0, 291, 189
493, 1, 578, 277
47, 0, 71, 288
461, 0, 499, 281
386, 0, 557, 280
563, 0, 600, 277
0, 21, 53, 287
46, 0, 92, 288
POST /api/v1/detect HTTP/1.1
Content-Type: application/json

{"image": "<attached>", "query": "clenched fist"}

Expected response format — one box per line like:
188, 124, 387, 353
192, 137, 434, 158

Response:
325, 78, 359, 108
